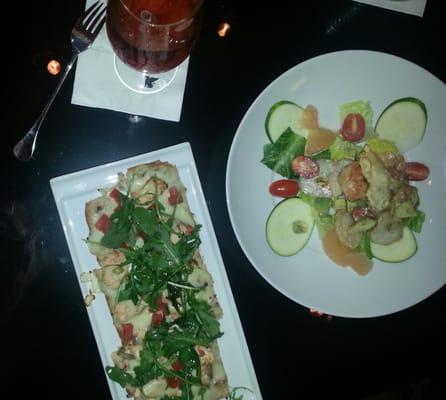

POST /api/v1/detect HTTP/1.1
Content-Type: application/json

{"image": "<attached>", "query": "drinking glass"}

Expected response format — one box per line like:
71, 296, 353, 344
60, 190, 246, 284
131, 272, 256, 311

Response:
106, 0, 204, 94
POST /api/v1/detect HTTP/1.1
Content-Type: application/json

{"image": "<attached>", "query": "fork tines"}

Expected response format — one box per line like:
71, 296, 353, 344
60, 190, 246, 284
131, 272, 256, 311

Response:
81, 1, 106, 35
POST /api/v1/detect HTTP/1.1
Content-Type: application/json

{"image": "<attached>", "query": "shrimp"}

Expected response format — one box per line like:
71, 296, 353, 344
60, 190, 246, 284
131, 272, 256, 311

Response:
359, 146, 391, 212
339, 161, 369, 201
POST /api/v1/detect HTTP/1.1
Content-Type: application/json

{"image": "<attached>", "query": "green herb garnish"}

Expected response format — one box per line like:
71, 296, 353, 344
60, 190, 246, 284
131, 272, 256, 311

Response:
98, 188, 223, 398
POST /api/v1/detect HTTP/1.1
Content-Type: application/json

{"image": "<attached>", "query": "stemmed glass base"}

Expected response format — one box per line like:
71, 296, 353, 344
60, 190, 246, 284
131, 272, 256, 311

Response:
113, 54, 178, 95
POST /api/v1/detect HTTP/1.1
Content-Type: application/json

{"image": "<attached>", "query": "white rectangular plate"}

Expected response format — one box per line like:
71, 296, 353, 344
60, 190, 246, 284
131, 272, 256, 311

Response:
50, 142, 262, 400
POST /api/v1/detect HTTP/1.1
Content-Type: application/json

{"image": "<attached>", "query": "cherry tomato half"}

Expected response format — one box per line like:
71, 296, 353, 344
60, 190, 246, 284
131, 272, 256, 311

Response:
269, 179, 300, 198
405, 162, 430, 181
341, 113, 366, 142
291, 156, 320, 179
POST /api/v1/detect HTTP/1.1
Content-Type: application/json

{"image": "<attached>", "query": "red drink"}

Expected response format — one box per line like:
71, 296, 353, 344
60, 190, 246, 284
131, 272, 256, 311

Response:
107, 0, 203, 74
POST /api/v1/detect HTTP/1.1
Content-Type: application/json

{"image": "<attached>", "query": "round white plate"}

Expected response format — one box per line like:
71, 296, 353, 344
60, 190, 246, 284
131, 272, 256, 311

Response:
226, 50, 446, 318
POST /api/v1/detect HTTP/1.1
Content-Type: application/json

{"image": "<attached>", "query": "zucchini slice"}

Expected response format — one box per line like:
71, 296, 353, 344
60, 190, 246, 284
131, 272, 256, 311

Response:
370, 226, 417, 263
265, 101, 308, 143
375, 97, 427, 153
266, 198, 314, 256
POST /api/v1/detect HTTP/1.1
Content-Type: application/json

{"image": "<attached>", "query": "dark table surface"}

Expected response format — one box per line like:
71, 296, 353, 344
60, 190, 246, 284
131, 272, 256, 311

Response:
2, 1, 446, 399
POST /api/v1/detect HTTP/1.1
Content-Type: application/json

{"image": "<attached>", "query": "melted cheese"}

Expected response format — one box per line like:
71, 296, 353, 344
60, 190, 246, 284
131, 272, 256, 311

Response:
188, 268, 212, 288
114, 300, 139, 323
127, 308, 152, 340
195, 285, 214, 305
124, 164, 195, 227
142, 378, 167, 397
87, 195, 116, 255
158, 188, 195, 227
128, 165, 180, 193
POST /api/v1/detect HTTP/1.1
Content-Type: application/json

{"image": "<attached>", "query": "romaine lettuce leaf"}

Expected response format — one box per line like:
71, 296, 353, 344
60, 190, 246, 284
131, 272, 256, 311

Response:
329, 136, 360, 161
339, 100, 373, 131
316, 215, 334, 239
404, 210, 425, 233
313, 148, 331, 160
299, 193, 334, 238
261, 128, 306, 178
358, 232, 373, 259
367, 137, 398, 154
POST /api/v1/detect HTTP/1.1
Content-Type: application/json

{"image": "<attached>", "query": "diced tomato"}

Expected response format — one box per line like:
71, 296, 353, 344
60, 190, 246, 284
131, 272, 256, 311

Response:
121, 242, 131, 249
291, 156, 320, 179
109, 188, 122, 205
156, 296, 167, 313
167, 376, 182, 388
151, 297, 167, 327
95, 214, 111, 233
341, 113, 366, 142
172, 360, 183, 371
180, 224, 194, 235
169, 361, 182, 389
151, 310, 164, 327
168, 187, 183, 205
269, 179, 300, 198
121, 323, 134, 344
405, 162, 430, 181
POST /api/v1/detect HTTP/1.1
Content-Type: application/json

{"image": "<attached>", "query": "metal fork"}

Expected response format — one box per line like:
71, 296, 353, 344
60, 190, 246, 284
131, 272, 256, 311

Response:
13, 1, 106, 161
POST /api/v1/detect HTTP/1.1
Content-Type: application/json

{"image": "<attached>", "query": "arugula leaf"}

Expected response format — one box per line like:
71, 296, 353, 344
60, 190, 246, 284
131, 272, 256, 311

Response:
193, 300, 223, 340
261, 128, 306, 178
100, 212, 133, 248
100, 195, 136, 248
133, 206, 158, 236
163, 330, 201, 354
106, 366, 136, 387
176, 224, 202, 263
178, 346, 201, 377
98, 188, 224, 397
229, 387, 254, 400
162, 315, 220, 353
121, 245, 174, 306
116, 280, 139, 304
133, 341, 164, 386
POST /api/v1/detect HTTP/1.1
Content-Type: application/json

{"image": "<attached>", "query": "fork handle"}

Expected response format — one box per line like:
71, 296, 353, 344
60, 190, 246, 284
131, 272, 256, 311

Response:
13, 52, 79, 161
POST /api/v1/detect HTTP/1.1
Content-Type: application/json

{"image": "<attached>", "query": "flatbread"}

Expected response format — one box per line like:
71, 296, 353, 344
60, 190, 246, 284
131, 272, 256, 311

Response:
84, 161, 229, 400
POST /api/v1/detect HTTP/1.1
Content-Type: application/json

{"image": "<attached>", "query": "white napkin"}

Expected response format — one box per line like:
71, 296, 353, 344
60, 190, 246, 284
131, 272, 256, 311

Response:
71, 0, 188, 121
353, 0, 427, 17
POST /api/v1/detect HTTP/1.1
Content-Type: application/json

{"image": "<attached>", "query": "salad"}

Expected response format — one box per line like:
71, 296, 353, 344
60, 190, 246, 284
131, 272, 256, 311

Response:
261, 98, 430, 275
